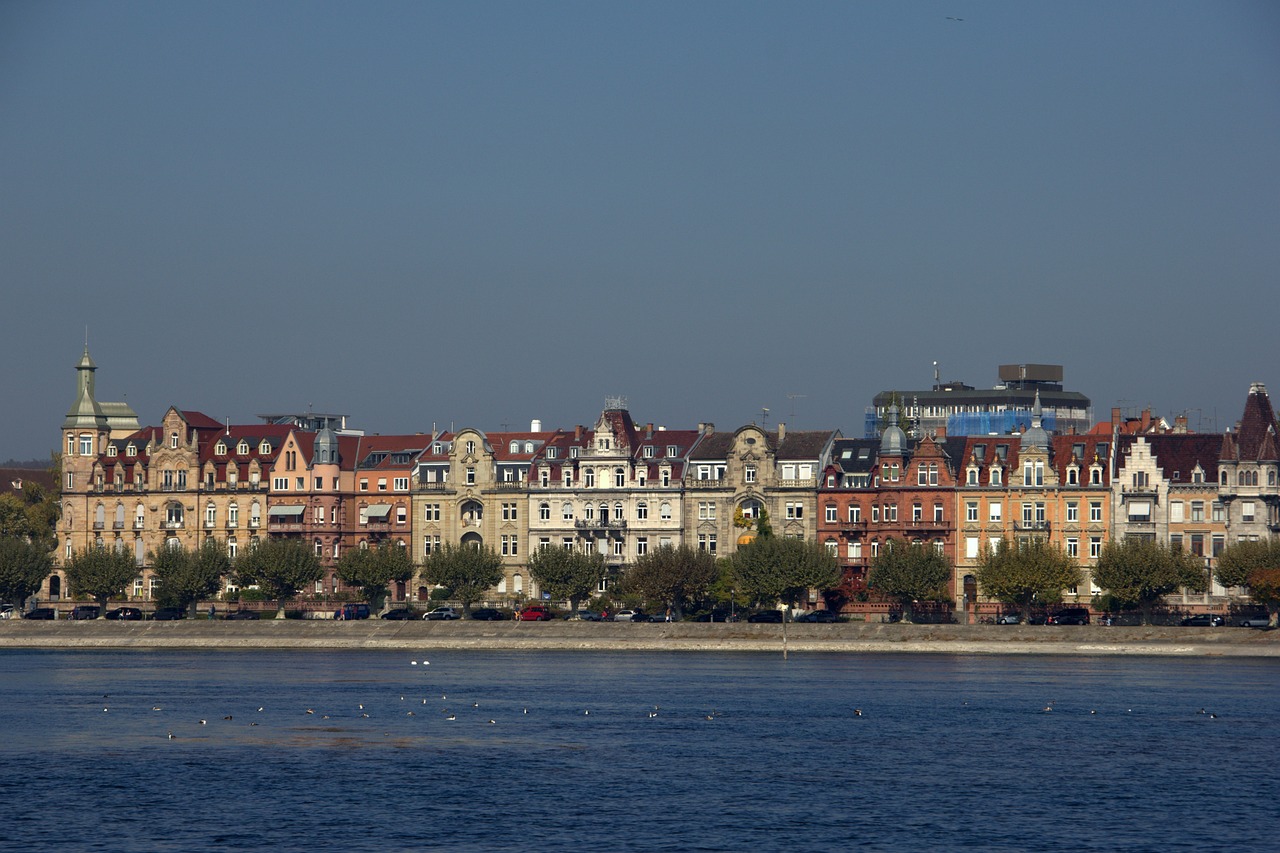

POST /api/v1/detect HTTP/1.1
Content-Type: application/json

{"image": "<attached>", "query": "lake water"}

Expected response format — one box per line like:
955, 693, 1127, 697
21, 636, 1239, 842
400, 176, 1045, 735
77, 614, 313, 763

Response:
0, 649, 1276, 852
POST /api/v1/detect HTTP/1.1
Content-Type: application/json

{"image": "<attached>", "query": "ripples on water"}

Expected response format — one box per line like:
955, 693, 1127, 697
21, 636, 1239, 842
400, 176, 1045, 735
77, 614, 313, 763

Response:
0, 650, 1276, 852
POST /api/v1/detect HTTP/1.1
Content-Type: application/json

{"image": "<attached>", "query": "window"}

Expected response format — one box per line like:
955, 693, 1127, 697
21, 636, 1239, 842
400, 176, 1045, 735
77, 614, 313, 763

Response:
849, 541, 862, 560
294, 477, 303, 491
825, 505, 837, 523
394, 477, 409, 491
546, 447, 557, 459
359, 479, 368, 492
423, 503, 441, 521
1066, 502, 1078, 523
848, 505, 861, 524
170, 432, 179, 449
744, 465, 756, 484
966, 502, 978, 523
700, 502, 717, 521
539, 502, 550, 521
785, 502, 803, 520
614, 468, 626, 487
273, 477, 288, 491
933, 503, 944, 523
397, 506, 407, 525
989, 468, 1002, 486
502, 502, 518, 521
667, 445, 678, 457
1212, 502, 1225, 522
660, 502, 672, 521
1190, 501, 1204, 522
1066, 537, 1079, 558
1089, 502, 1102, 523
966, 537, 980, 559
79, 434, 94, 456
884, 503, 897, 522
1127, 501, 1151, 523
584, 469, 595, 488
1090, 537, 1102, 559
250, 504, 261, 528
562, 502, 574, 521
465, 440, 476, 455
1169, 501, 1184, 523
228, 504, 239, 528
988, 502, 1001, 523
967, 469, 978, 486
636, 537, 648, 556
912, 503, 922, 522
466, 467, 476, 485
1242, 501, 1256, 523
661, 469, 670, 487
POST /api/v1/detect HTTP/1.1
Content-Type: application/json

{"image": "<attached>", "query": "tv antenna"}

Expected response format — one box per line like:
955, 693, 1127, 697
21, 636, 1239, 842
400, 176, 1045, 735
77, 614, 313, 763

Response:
786, 392, 806, 422
760, 407, 770, 427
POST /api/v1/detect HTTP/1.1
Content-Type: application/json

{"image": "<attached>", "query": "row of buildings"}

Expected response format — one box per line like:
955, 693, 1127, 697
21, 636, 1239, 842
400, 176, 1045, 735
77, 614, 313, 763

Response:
55, 350, 1279, 614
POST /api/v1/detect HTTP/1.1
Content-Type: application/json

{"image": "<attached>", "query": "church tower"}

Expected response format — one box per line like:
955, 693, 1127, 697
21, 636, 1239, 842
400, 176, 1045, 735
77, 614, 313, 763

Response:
61, 346, 110, 495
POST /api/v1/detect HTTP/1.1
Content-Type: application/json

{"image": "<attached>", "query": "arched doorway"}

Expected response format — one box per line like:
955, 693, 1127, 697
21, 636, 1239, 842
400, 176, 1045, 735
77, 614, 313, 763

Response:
49, 574, 62, 600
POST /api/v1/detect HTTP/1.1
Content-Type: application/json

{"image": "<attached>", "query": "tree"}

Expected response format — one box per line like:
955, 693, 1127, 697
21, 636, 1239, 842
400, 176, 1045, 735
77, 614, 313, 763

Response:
1214, 539, 1280, 627
233, 537, 323, 618
63, 546, 138, 616
1092, 538, 1208, 625
621, 544, 717, 618
0, 495, 33, 540
867, 538, 952, 623
335, 541, 413, 612
421, 544, 503, 616
151, 538, 230, 616
730, 536, 841, 609
976, 538, 1082, 621
527, 546, 604, 613
0, 536, 53, 611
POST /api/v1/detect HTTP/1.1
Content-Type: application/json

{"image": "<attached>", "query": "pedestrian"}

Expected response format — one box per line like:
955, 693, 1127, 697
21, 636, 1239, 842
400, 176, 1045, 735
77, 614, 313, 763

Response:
209, 604, 216, 620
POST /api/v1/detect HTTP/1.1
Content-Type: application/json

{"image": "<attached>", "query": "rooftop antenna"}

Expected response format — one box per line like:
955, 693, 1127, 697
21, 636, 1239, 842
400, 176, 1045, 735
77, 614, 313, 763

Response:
760, 407, 770, 427
933, 361, 940, 384
786, 393, 806, 422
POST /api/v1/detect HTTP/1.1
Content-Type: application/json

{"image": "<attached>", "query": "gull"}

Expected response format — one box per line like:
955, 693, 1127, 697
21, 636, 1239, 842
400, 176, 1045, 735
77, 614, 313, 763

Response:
223, 715, 233, 720
257, 707, 264, 712
199, 719, 207, 725
167, 731, 175, 739
446, 714, 456, 721
152, 706, 163, 712
305, 709, 315, 715
488, 719, 496, 725
407, 711, 415, 716
854, 709, 863, 717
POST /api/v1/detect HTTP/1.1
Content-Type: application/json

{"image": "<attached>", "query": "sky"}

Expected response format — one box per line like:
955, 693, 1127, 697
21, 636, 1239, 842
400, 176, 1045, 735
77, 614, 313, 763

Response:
3, 1, 1278, 461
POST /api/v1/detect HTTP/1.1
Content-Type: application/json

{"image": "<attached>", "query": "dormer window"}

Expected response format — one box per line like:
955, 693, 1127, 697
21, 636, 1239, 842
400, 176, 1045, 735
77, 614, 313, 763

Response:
570, 447, 579, 458
643, 446, 654, 458
107, 445, 117, 457
127, 444, 137, 457
238, 441, 249, 455
259, 441, 271, 454
990, 467, 1002, 486
547, 447, 557, 459
666, 445, 678, 457
215, 441, 227, 456
524, 442, 534, 453
466, 440, 476, 455
966, 468, 978, 486
510, 441, 520, 453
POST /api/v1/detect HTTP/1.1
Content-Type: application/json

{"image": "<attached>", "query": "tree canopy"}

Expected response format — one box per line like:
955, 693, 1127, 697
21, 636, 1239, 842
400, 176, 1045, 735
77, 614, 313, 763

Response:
233, 537, 323, 617
976, 538, 1082, 620
527, 546, 603, 612
421, 544, 503, 614
867, 538, 952, 623
335, 541, 414, 612
730, 536, 840, 608
150, 538, 230, 616
63, 546, 138, 615
1214, 539, 1280, 627
1092, 538, 1207, 624
0, 536, 53, 611
621, 544, 717, 617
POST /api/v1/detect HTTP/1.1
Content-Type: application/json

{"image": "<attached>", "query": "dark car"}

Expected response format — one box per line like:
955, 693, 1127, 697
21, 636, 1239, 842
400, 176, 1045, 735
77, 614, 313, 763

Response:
1047, 608, 1090, 625
380, 608, 416, 620
647, 612, 678, 622
225, 609, 261, 620
1238, 615, 1271, 628
151, 607, 185, 621
747, 610, 784, 623
1180, 614, 1225, 627
105, 606, 143, 621
334, 603, 371, 620
797, 610, 840, 623
22, 607, 56, 620
694, 609, 740, 623
469, 608, 508, 621
69, 605, 100, 620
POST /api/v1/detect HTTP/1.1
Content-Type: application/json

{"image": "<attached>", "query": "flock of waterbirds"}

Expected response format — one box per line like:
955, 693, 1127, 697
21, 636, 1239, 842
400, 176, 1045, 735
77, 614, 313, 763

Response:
88, 657, 1226, 741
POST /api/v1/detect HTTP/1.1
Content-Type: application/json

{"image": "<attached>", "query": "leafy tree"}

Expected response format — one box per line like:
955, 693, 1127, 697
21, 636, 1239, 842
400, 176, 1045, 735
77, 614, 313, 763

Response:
335, 541, 414, 612
233, 537, 323, 618
0, 495, 33, 539
527, 546, 604, 612
63, 546, 138, 616
1092, 538, 1208, 625
730, 536, 840, 609
867, 538, 952, 623
1214, 539, 1280, 627
976, 538, 1082, 621
421, 544, 503, 616
621, 544, 717, 618
151, 538, 231, 616
0, 536, 53, 611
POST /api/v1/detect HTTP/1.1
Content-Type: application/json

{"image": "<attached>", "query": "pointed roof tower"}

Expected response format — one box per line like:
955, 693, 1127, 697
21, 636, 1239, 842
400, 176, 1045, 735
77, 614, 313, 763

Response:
63, 346, 108, 431
880, 405, 907, 456
1021, 390, 1051, 451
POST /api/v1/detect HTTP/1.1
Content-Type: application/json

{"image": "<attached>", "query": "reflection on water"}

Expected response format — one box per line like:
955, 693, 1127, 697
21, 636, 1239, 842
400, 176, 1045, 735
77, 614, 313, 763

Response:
1, 650, 1277, 851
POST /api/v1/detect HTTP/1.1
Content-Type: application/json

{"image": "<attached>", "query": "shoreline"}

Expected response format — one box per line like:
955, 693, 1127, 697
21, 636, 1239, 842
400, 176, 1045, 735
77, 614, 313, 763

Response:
2, 621, 1278, 657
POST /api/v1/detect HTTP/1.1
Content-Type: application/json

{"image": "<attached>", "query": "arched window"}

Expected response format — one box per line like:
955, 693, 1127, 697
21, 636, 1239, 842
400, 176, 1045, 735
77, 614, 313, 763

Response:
614, 467, 626, 487
539, 502, 550, 521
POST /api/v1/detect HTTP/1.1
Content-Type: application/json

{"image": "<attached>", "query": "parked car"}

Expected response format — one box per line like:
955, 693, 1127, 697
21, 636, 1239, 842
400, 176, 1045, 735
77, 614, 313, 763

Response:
151, 607, 185, 621
69, 605, 100, 620
1180, 614, 1225, 627
797, 610, 840, 623
22, 607, 56, 620
225, 609, 261, 620
647, 611, 678, 622
424, 606, 460, 621
747, 610, 784, 623
469, 607, 508, 621
608, 609, 646, 623
693, 609, 739, 623
565, 609, 600, 621
516, 605, 554, 622
0, 605, 14, 620
1047, 608, 1090, 625
1237, 616, 1271, 628
995, 613, 1022, 625
379, 608, 416, 620
333, 603, 370, 620
105, 606, 144, 621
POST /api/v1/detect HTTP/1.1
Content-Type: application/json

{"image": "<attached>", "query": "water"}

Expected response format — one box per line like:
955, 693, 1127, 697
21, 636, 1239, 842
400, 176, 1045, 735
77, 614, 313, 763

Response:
1, 650, 1276, 852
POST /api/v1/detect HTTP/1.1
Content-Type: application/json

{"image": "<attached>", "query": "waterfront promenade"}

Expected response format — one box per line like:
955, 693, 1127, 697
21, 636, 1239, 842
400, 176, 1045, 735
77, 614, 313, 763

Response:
2, 620, 1277, 656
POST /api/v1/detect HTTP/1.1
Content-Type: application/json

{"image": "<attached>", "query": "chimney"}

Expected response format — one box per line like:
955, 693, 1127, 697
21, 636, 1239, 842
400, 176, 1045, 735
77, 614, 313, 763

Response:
777, 423, 786, 441
934, 425, 946, 440
1174, 414, 1188, 433
698, 422, 714, 434
646, 423, 653, 439
531, 419, 542, 432
1111, 407, 1121, 429
574, 425, 583, 441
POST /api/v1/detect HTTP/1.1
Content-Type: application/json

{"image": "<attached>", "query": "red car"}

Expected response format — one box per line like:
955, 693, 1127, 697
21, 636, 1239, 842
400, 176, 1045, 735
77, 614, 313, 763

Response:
517, 605, 554, 622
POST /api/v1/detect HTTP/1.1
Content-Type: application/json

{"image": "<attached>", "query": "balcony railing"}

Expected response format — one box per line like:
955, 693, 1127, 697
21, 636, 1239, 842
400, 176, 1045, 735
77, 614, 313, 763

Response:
575, 519, 628, 531
1013, 521, 1051, 532
112, 520, 125, 530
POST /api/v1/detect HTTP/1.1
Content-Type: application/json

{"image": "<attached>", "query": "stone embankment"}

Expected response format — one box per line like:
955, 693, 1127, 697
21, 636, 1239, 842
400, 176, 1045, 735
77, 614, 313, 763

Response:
2, 620, 1278, 656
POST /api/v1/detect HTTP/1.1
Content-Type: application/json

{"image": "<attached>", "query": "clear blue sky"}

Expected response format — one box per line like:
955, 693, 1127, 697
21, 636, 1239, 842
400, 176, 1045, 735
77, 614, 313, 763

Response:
3, 1, 1278, 461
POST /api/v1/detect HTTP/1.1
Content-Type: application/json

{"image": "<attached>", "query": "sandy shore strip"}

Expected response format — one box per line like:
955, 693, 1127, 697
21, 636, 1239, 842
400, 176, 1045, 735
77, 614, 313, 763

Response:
2, 621, 1277, 656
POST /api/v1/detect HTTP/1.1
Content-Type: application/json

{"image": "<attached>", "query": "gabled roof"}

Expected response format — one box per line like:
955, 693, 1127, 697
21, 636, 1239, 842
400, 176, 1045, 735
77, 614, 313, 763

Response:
1227, 384, 1279, 462
1119, 434, 1222, 484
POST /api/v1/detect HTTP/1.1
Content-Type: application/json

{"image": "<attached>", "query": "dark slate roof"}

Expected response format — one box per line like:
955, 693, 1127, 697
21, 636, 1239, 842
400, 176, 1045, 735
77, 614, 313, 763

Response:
1120, 434, 1223, 484
1227, 385, 1279, 461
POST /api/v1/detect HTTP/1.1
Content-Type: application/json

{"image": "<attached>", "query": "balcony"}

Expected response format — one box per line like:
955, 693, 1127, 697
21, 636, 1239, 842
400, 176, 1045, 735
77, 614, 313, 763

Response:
492, 481, 526, 491
133, 520, 145, 530
1013, 521, 1051, 533
575, 519, 628, 531
112, 520, 125, 530
777, 478, 817, 489
92, 521, 104, 530
162, 521, 184, 530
